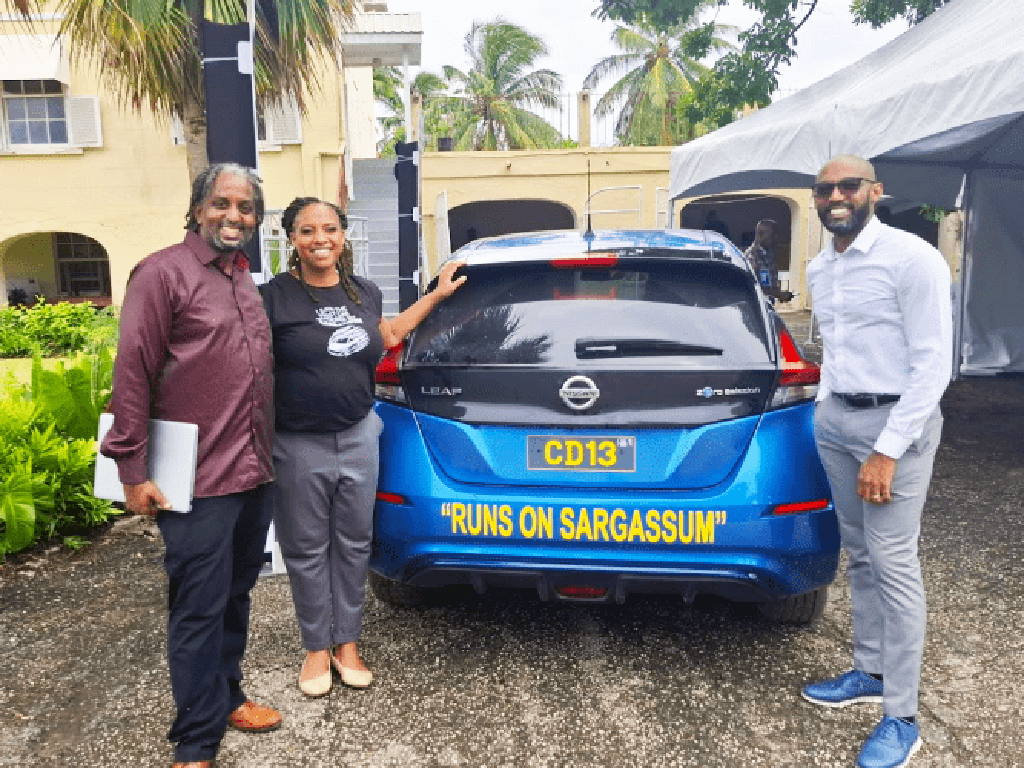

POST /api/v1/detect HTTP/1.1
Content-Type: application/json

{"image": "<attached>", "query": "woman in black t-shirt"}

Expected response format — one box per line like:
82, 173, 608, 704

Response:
261, 197, 465, 698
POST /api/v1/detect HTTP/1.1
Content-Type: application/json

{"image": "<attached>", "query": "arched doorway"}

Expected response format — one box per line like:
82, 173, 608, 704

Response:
449, 199, 576, 251
1, 231, 112, 306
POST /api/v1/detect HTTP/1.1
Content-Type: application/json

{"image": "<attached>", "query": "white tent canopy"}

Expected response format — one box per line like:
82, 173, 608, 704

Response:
669, 0, 1024, 375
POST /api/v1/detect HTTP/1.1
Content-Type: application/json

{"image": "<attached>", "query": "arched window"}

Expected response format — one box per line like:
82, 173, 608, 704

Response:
53, 232, 111, 298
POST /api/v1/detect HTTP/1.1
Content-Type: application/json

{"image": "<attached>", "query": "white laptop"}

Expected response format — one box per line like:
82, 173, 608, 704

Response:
94, 413, 199, 513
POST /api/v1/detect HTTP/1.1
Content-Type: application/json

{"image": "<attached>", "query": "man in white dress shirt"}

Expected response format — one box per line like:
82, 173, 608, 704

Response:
801, 155, 952, 768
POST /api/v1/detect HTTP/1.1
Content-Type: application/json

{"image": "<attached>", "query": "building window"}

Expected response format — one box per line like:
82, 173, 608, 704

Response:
54, 233, 111, 298
3, 79, 68, 145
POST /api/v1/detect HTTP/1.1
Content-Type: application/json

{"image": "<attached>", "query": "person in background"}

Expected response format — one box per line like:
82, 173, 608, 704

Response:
744, 218, 794, 303
260, 196, 466, 698
101, 163, 280, 768
802, 155, 952, 768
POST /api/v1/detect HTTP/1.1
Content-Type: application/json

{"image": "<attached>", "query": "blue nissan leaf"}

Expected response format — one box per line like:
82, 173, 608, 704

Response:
370, 230, 838, 624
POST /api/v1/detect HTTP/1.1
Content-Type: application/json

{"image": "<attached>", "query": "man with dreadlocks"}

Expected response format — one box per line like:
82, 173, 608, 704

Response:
259, 196, 465, 698
101, 163, 280, 767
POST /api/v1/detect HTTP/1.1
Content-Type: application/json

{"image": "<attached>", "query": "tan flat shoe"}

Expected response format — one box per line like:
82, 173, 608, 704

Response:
299, 653, 333, 698
330, 652, 373, 688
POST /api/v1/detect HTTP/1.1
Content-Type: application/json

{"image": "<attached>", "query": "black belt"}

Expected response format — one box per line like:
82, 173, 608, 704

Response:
833, 392, 901, 408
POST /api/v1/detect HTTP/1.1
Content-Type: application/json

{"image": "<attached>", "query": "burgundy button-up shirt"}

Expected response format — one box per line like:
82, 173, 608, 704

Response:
100, 231, 274, 498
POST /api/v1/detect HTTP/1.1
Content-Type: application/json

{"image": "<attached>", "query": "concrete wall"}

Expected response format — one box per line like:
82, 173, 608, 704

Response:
420, 146, 673, 273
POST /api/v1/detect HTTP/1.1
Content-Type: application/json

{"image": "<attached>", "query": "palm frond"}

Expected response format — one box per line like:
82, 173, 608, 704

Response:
435, 17, 562, 152
592, 68, 646, 118
588, 5, 735, 146
583, 53, 642, 90
610, 25, 657, 55
57, 0, 354, 117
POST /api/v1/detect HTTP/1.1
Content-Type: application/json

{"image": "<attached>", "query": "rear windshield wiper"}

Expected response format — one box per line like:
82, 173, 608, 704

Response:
575, 337, 723, 359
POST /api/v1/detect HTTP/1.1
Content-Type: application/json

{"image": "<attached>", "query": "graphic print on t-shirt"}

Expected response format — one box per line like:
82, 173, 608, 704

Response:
316, 305, 370, 358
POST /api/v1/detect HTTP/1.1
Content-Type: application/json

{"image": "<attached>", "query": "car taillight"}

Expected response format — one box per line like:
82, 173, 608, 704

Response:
550, 252, 618, 268
375, 344, 407, 404
376, 490, 409, 506
772, 499, 830, 515
768, 323, 820, 409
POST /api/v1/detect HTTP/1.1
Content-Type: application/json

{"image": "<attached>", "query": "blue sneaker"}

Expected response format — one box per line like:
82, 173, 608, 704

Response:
801, 669, 883, 707
857, 716, 922, 768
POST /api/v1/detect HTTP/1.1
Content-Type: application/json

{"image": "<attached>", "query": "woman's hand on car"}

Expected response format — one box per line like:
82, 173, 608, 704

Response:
434, 260, 468, 298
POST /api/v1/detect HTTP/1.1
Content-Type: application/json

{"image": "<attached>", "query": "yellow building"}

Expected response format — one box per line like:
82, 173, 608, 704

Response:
422, 144, 675, 271
0, 3, 421, 306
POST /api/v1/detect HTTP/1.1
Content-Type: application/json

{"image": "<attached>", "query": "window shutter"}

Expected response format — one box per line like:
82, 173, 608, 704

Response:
266, 97, 302, 145
67, 96, 103, 147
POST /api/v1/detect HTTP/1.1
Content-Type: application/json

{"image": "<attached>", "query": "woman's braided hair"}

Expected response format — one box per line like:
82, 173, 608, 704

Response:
281, 196, 360, 304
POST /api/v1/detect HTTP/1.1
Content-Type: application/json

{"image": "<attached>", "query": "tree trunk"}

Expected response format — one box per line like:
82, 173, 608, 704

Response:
182, 0, 207, 185
182, 91, 208, 185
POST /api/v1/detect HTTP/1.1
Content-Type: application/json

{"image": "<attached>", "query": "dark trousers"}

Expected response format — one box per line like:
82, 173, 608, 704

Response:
156, 484, 273, 763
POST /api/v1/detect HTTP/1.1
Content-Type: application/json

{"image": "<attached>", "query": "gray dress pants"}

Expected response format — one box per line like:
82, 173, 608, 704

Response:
814, 395, 943, 718
271, 409, 383, 651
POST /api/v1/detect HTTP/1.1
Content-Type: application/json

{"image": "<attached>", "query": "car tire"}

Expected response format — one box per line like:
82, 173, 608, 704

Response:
368, 571, 433, 607
758, 586, 827, 625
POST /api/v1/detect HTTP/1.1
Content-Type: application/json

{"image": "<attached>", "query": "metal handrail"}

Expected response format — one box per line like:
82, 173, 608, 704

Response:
583, 185, 642, 228
260, 210, 369, 278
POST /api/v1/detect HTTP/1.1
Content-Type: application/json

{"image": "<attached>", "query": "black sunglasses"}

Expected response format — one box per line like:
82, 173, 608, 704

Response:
812, 177, 877, 199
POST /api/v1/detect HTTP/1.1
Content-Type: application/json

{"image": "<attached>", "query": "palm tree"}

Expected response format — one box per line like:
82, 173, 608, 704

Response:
583, 5, 735, 146
437, 20, 563, 151
53, 0, 352, 182
374, 67, 447, 154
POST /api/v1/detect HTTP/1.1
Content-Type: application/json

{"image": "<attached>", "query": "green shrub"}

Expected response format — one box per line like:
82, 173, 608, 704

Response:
0, 347, 120, 561
0, 300, 120, 358
0, 306, 33, 357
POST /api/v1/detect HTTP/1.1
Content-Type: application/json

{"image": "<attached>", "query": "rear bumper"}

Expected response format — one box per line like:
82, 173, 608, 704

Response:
382, 551, 838, 604
371, 509, 839, 603
371, 400, 840, 603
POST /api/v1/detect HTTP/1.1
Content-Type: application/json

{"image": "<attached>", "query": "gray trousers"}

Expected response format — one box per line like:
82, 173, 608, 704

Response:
814, 395, 942, 718
270, 410, 383, 651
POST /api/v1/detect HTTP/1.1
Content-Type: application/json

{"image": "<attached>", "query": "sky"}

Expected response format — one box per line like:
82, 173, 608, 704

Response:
382, 0, 909, 143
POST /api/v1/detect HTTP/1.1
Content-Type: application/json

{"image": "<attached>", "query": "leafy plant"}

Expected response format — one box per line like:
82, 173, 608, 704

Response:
919, 204, 949, 224
596, 0, 950, 109
0, 306, 33, 357
0, 465, 39, 557
29, 347, 114, 440
62, 535, 89, 552
0, 300, 119, 358
0, 347, 119, 561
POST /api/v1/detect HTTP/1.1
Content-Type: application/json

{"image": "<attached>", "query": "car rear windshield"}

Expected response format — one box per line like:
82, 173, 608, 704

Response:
406, 261, 771, 368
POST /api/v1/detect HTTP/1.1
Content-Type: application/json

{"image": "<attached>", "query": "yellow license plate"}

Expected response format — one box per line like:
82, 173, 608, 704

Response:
527, 436, 636, 472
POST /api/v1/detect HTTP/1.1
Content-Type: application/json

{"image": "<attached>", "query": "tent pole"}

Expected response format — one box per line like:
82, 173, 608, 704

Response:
954, 172, 975, 380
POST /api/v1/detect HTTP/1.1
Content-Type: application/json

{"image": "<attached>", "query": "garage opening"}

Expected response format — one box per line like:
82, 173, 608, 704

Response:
449, 199, 576, 252
678, 195, 794, 286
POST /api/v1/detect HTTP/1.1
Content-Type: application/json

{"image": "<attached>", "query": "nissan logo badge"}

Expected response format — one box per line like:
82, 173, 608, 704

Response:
559, 375, 600, 411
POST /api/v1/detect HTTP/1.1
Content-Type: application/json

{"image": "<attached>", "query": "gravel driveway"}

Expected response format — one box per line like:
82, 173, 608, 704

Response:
2, 312, 1022, 767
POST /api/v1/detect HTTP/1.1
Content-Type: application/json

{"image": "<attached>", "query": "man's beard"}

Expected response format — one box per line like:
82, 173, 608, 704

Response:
818, 200, 871, 236
207, 224, 255, 253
